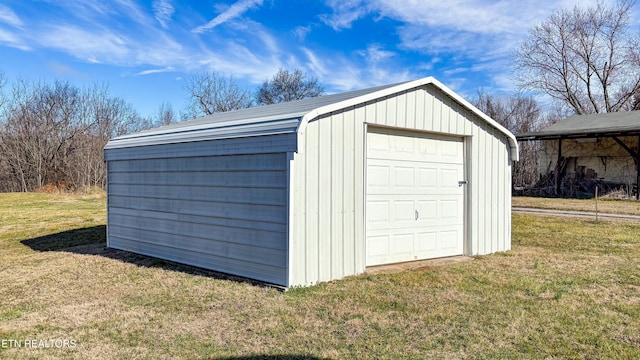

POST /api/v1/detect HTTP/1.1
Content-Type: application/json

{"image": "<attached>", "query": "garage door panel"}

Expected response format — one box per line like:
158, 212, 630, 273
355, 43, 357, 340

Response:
440, 168, 463, 190
440, 200, 462, 220
367, 232, 416, 264
393, 233, 414, 258
368, 234, 390, 259
368, 159, 463, 195
417, 232, 438, 252
441, 139, 462, 158
366, 129, 465, 266
418, 171, 437, 191
368, 132, 391, 153
439, 230, 463, 253
368, 165, 390, 189
367, 198, 418, 230
394, 135, 415, 154
367, 200, 390, 224
394, 166, 415, 188
417, 200, 437, 220
418, 138, 437, 155
394, 200, 415, 222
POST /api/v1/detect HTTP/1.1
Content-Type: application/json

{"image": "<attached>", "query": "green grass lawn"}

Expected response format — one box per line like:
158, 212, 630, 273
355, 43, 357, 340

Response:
513, 195, 640, 215
1, 192, 639, 359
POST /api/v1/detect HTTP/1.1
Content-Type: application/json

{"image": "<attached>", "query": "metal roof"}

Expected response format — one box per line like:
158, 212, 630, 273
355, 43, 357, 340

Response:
105, 81, 404, 149
105, 77, 518, 160
517, 110, 640, 140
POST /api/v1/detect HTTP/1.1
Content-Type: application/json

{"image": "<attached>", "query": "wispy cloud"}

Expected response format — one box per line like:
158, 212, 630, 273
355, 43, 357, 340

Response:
301, 45, 410, 93
360, 44, 395, 63
192, 0, 264, 33
0, 5, 23, 28
1, 0, 620, 110
321, 0, 603, 57
302, 47, 329, 78
0, 28, 29, 50
39, 25, 130, 64
293, 25, 311, 41
316, 0, 610, 93
114, 0, 154, 26
153, 0, 175, 28
320, 0, 369, 30
136, 67, 175, 76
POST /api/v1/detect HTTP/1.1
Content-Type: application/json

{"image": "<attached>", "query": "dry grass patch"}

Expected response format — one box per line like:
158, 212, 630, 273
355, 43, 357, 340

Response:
513, 195, 640, 215
1, 193, 640, 359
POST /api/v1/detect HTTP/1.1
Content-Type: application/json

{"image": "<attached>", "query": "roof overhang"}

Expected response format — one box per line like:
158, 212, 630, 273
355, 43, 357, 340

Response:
297, 77, 520, 161
105, 77, 520, 162
104, 115, 302, 150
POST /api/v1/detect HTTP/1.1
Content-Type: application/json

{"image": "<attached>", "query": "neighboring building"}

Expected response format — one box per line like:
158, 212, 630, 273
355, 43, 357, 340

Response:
104, 77, 518, 288
517, 111, 640, 198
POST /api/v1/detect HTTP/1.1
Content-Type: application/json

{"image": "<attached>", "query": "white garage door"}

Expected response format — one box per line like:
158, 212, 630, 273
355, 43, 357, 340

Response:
366, 128, 465, 266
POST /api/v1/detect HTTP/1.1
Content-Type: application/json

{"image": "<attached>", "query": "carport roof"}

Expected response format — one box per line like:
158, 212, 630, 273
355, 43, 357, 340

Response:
517, 110, 640, 140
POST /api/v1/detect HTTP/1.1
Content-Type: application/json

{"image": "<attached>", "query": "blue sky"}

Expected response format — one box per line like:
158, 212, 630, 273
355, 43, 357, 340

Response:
0, 0, 634, 118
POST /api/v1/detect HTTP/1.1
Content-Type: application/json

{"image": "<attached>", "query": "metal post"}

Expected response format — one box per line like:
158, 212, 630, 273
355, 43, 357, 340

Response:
595, 186, 598, 222
555, 138, 563, 196
637, 136, 640, 200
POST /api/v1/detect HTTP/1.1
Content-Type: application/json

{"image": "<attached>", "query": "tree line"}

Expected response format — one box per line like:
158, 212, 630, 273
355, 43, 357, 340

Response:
0, 78, 144, 192
1, 0, 638, 193
0, 69, 323, 192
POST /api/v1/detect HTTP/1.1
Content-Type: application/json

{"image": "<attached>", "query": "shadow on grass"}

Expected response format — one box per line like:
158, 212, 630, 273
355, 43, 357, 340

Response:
20, 226, 275, 287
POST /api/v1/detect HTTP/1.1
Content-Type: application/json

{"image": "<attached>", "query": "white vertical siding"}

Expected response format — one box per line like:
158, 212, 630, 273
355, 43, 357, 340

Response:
331, 113, 345, 278
290, 84, 512, 286
353, 107, 366, 274
107, 152, 289, 286
289, 111, 365, 286
304, 123, 320, 283
318, 115, 332, 282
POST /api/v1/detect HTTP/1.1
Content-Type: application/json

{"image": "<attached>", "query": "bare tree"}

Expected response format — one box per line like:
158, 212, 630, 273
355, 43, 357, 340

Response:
0, 71, 6, 109
256, 68, 324, 105
69, 84, 146, 190
156, 101, 176, 126
514, 0, 640, 114
183, 72, 252, 118
0, 79, 85, 190
474, 92, 548, 187
0, 77, 147, 192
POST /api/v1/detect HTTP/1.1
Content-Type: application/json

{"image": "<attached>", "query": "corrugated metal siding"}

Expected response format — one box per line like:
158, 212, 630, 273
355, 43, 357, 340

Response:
289, 84, 511, 286
107, 152, 289, 286
105, 133, 296, 161
468, 124, 513, 255
289, 111, 364, 286
105, 118, 300, 150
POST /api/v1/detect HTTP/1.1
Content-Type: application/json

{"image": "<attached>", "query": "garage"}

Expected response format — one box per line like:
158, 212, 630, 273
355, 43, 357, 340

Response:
366, 128, 464, 266
105, 76, 518, 287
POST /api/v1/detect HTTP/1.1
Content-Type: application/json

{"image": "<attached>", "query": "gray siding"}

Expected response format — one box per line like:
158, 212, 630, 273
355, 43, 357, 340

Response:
107, 152, 289, 286
289, 84, 512, 286
104, 133, 296, 161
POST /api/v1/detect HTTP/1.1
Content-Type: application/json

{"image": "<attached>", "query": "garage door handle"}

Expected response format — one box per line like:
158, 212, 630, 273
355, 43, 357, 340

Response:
458, 180, 468, 187
415, 210, 419, 220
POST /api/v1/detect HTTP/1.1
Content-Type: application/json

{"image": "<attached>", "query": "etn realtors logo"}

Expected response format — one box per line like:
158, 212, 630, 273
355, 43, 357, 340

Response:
0, 329, 77, 349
